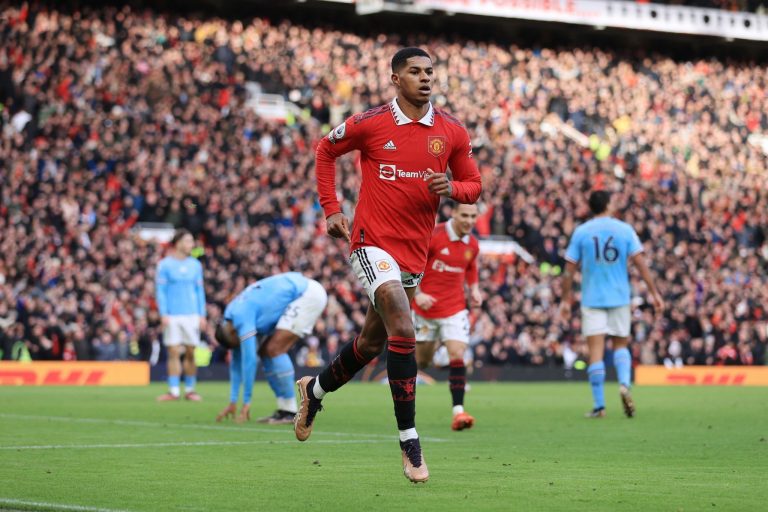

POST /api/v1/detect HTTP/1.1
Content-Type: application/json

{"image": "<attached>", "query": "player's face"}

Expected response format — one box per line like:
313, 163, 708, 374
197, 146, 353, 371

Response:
175, 234, 195, 256
452, 204, 478, 237
216, 321, 240, 349
392, 57, 433, 106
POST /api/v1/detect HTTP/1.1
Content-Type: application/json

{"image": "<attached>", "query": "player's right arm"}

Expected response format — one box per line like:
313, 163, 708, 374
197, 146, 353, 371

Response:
155, 260, 169, 326
239, 334, 258, 413
315, 117, 365, 241
219, 343, 243, 422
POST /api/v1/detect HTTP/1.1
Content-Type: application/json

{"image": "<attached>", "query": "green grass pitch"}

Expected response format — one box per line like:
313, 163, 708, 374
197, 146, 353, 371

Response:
0, 382, 766, 511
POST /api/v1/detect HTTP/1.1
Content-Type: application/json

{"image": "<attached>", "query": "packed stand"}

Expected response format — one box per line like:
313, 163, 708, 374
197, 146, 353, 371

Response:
1, 2, 766, 369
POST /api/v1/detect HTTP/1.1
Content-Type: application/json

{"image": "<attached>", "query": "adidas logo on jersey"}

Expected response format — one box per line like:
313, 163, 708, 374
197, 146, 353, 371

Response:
440, 248, 450, 255
383, 140, 397, 151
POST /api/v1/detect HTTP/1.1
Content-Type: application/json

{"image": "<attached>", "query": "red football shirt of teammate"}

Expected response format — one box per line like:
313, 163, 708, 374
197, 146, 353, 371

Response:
315, 99, 482, 273
412, 221, 480, 319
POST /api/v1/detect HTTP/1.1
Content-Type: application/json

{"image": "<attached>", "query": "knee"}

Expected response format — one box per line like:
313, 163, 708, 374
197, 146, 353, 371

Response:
385, 316, 415, 340
356, 334, 386, 358
447, 346, 465, 361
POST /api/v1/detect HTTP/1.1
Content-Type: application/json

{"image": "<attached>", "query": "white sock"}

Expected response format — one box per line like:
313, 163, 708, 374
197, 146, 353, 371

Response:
452, 405, 464, 416
169, 386, 180, 397
399, 428, 419, 442
312, 378, 326, 399
277, 397, 298, 413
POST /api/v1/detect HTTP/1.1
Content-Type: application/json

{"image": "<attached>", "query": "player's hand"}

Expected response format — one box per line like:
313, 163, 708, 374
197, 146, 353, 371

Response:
424, 169, 453, 197
414, 292, 437, 310
199, 317, 207, 330
235, 403, 251, 423
215, 403, 237, 422
558, 302, 571, 322
651, 292, 666, 313
161, 316, 170, 328
326, 213, 351, 242
470, 288, 482, 308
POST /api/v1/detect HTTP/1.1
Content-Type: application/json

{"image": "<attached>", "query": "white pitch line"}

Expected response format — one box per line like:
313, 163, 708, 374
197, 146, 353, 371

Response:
0, 413, 448, 442
0, 439, 391, 451
0, 497, 130, 512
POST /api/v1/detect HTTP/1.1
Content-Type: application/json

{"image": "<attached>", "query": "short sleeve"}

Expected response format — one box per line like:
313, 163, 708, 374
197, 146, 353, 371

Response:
565, 229, 582, 263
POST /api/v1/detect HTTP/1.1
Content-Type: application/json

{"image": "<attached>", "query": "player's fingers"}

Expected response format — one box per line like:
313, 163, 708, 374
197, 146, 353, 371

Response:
340, 217, 351, 242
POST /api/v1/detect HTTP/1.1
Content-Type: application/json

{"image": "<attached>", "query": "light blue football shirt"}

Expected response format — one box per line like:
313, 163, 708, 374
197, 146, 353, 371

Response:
565, 217, 643, 308
155, 256, 206, 317
223, 272, 309, 341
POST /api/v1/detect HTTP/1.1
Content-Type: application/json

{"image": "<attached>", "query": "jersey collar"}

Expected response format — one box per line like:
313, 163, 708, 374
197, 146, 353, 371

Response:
390, 98, 434, 126
446, 220, 470, 244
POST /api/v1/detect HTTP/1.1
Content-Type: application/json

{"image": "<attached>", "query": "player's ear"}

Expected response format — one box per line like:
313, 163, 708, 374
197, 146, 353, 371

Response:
391, 72, 399, 87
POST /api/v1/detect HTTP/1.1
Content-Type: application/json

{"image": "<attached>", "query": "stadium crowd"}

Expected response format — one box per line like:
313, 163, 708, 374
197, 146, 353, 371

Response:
1, 2, 767, 370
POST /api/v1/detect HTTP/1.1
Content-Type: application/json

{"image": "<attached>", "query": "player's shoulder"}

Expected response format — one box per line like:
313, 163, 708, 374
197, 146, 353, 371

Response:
432, 222, 447, 236
352, 103, 390, 125
434, 107, 466, 129
468, 233, 480, 249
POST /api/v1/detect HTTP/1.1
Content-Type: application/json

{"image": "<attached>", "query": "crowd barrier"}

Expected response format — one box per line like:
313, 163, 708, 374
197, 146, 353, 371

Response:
0, 362, 150, 386
635, 365, 768, 386
3, 362, 765, 386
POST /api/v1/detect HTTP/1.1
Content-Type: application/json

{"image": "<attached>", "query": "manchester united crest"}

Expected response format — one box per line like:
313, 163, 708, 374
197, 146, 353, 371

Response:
465, 249, 474, 261
428, 136, 446, 157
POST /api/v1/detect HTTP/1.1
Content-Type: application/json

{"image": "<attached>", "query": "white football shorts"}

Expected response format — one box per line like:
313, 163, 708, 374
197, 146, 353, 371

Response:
163, 314, 201, 347
275, 279, 329, 337
350, 246, 423, 306
581, 305, 631, 338
413, 309, 470, 344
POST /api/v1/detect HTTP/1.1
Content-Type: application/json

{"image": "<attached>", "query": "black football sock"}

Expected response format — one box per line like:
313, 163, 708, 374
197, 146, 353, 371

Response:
316, 337, 373, 395
387, 336, 417, 431
448, 358, 467, 408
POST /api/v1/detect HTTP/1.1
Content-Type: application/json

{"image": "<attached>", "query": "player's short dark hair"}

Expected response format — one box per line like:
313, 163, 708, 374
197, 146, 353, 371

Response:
391, 47, 431, 73
170, 229, 192, 246
214, 319, 239, 349
588, 190, 611, 215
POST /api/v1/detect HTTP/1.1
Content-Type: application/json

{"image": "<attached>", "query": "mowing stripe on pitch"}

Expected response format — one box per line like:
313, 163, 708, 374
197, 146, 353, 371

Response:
0, 413, 448, 442
0, 439, 392, 451
0, 498, 130, 512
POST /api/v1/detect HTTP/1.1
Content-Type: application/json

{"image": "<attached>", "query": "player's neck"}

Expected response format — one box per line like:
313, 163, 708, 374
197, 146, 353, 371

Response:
171, 250, 188, 260
450, 219, 466, 238
395, 96, 430, 122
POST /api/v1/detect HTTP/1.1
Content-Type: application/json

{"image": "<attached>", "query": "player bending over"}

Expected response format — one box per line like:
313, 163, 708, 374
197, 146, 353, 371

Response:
214, 272, 328, 424
559, 191, 664, 418
294, 47, 482, 483
413, 202, 481, 431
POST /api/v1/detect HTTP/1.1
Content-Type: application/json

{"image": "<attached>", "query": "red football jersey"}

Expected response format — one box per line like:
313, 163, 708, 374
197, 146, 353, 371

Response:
412, 221, 480, 319
316, 99, 482, 273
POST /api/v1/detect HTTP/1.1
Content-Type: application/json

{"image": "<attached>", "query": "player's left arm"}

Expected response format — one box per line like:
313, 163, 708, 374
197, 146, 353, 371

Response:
447, 127, 482, 204
195, 261, 207, 329
560, 230, 582, 320
467, 243, 482, 308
